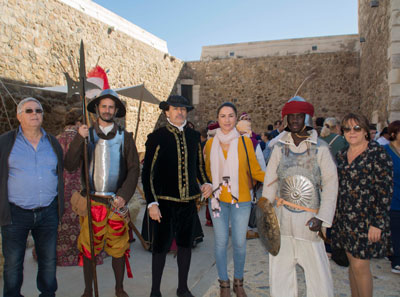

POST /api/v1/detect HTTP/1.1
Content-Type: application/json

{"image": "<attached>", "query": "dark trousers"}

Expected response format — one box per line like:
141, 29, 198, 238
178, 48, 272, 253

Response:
390, 210, 400, 268
1, 198, 59, 297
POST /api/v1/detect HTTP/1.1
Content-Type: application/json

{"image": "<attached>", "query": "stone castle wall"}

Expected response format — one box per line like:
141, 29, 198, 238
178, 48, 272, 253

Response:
183, 52, 360, 133
358, 0, 391, 127
0, 0, 184, 151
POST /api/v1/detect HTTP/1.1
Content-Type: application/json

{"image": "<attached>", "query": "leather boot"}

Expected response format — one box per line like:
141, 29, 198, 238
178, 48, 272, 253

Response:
218, 279, 231, 297
233, 278, 247, 297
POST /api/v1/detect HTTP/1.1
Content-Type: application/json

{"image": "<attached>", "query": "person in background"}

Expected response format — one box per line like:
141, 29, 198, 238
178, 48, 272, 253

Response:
315, 117, 325, 136
259, 131, 269, 151
236, 120, 266, 171
269, 120, 284, 139
320, 117, 347, 158
200, 128, 208, 150
377, 127, 390, 146
56, 108, 84, 266
207, 121, 219, 139
331, 113, 392, 297
369, 123, 378, 141
319, 117, 348, 258
267, 124, 274, 135
0, 97, 64, 297
238, 112, 259, 144
384, 120, 400, 274
204, 102, 265, 297
262, 132, 274, 165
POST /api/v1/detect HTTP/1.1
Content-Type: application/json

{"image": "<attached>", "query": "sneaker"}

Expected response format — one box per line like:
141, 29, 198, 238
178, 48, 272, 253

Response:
392, 265, 400, 274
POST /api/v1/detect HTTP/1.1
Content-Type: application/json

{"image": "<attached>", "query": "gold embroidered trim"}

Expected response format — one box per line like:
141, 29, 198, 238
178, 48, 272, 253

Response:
182, 131, 189, 197
166, 124, 187, 199
197, 142, 207, 184
150, 145, 160, 203
157, 193, 201, 202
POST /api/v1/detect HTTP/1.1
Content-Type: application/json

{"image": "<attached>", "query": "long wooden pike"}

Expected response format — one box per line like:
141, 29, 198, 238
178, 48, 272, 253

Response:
79, 40, 99, 297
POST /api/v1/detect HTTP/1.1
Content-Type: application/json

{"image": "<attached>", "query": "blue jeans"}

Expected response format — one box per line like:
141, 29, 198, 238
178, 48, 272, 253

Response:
1, 198, 59, 297
390, 210, 400, 268
210, 200, 251, 281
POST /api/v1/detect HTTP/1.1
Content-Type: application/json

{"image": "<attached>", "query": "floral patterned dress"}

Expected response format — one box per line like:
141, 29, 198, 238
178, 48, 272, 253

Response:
56, 126, 108, 265
331, 141, 393, 259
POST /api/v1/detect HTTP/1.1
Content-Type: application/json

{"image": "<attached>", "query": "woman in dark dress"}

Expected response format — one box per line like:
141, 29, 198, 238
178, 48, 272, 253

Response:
331, 113, 393, 297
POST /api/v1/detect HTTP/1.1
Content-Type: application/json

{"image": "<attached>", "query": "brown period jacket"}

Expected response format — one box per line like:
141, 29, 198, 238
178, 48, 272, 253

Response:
64, 121, 140, 203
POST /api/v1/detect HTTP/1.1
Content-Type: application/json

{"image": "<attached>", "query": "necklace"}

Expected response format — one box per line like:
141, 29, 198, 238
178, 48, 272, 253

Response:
294, 125, 309, 138
294, 133, 309, 139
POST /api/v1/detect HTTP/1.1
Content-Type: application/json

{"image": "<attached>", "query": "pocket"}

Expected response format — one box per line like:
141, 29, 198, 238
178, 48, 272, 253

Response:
71, 191, 88, 216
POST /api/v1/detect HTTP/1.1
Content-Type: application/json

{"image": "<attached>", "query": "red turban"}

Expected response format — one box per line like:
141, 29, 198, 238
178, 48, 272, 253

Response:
281, 101, 314, 119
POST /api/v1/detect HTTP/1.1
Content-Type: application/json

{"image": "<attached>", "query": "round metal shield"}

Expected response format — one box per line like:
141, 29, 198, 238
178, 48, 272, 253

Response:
256, 197, 280, 256
280, 175, 315, 211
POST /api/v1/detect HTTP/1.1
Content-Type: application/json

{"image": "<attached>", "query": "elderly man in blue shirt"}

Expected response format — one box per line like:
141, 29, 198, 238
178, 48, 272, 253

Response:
0, 97, 64, 297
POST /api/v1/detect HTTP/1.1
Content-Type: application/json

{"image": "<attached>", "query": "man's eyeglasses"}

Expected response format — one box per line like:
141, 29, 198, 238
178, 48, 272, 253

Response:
342, 125, 362, 133
23, 108, 43, 114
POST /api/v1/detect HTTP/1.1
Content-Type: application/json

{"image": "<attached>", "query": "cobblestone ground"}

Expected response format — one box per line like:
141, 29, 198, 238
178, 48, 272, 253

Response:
203, 239, 400, 297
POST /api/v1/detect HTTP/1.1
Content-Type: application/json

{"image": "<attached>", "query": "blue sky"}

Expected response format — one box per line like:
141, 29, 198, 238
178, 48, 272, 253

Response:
92, 0, 358, 61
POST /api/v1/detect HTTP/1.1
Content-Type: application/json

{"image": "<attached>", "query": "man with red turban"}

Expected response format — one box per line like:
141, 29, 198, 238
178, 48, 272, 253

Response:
261, 96, 338, 297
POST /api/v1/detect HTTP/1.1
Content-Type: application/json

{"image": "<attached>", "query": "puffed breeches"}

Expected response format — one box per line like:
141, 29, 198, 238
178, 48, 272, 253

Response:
78, 200, 129, 259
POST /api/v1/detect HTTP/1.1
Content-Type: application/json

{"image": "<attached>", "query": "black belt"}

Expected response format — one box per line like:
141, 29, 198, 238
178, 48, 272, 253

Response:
10, 203, 48, 212
89, 194, 113, 205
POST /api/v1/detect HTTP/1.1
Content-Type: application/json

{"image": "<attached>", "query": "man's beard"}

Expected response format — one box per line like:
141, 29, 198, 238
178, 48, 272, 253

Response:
99, 113, 114, 123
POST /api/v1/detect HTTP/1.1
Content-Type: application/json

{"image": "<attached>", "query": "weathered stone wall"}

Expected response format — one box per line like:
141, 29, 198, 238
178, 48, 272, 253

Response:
0, 0, 184, 151
388, 0, 400, 123
358, 0, 390, 126
182, 52, 360, 133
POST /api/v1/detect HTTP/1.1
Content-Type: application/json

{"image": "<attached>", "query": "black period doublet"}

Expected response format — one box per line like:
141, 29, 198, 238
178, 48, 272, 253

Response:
142, 123, 209, 253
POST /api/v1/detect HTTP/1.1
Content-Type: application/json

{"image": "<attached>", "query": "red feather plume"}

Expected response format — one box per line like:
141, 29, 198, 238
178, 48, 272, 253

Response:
87, 66, 110, 90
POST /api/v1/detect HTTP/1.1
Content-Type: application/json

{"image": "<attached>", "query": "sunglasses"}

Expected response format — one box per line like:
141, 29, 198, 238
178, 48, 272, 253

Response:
23, 108, 43, 114
342, 125, 362, 133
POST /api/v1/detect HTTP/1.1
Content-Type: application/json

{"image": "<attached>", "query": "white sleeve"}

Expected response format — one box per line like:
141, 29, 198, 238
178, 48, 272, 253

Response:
255, 144, 267, 171
262, 145, 282, 203
316, 145, 339, 227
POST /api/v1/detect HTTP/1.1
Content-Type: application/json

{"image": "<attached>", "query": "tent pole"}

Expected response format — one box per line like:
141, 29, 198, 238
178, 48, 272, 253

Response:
134, 83, 145, 143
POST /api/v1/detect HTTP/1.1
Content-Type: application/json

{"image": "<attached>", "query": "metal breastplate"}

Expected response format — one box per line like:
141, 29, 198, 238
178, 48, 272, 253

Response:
88, 128, 124, 196
277, 142, 321, 212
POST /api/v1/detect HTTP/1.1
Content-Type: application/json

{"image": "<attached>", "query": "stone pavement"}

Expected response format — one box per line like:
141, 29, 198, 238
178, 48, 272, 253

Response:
203, 238, 400, 297
1, 204, 399, 296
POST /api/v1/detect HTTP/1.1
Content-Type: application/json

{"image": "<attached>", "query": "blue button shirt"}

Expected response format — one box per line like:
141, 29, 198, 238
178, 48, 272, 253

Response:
8, 126, 58, 209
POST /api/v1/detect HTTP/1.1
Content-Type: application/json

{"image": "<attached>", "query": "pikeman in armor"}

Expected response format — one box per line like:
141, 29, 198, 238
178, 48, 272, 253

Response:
65, 89, 140, 297
261, 96, 338, 297
142, 95, 212, 297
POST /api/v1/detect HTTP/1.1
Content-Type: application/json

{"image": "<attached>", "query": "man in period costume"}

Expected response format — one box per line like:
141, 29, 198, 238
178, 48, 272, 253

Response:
65, 89, 140, 297
261, 96, 338, 297
142, 95, 212, 297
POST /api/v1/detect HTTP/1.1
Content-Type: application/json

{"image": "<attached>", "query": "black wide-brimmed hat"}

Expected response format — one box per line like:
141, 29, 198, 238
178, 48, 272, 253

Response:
87, 89, 126, 118
159, 95, 193, 112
